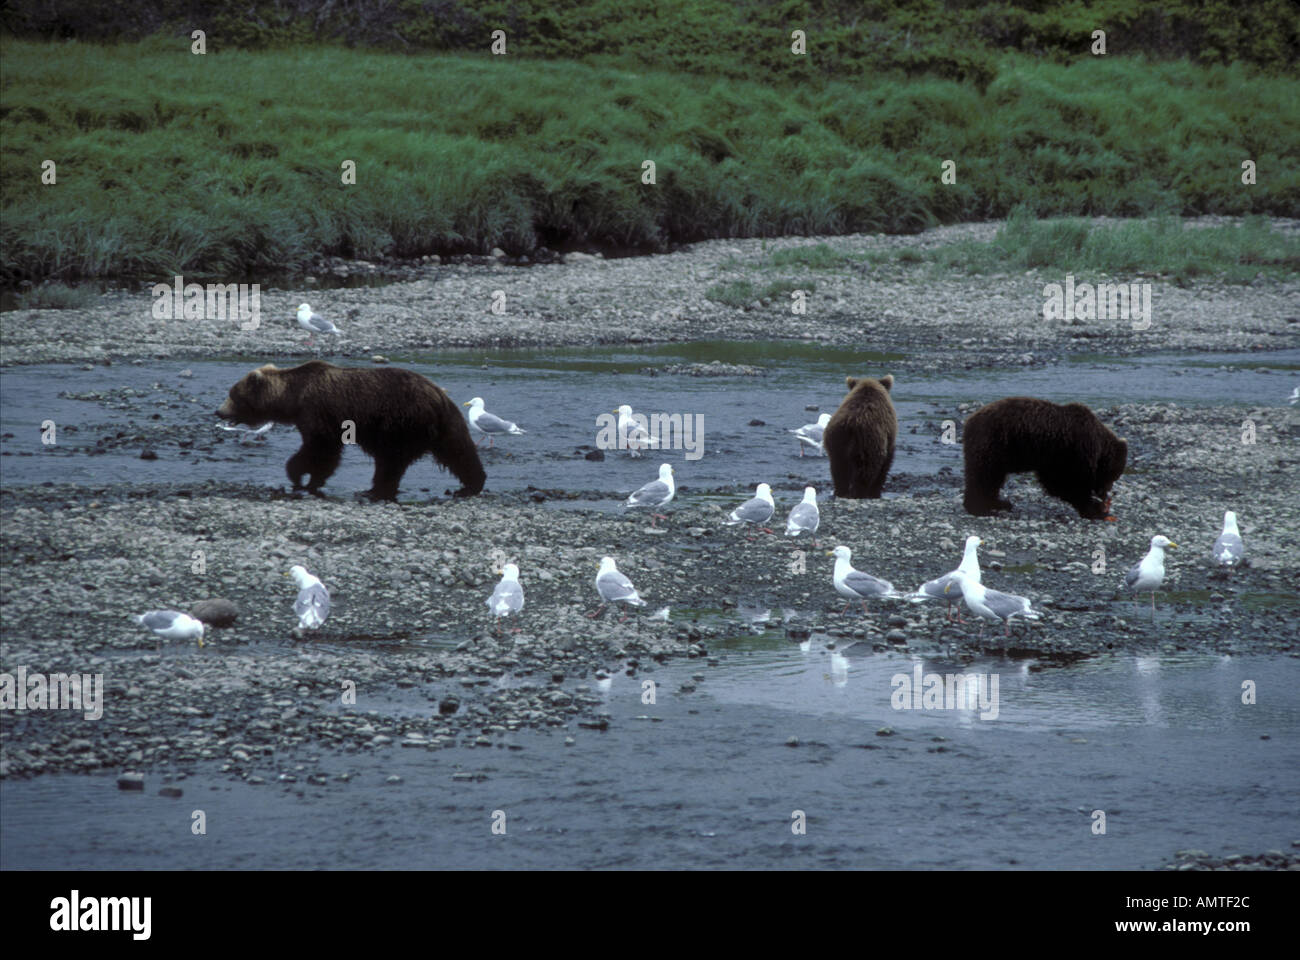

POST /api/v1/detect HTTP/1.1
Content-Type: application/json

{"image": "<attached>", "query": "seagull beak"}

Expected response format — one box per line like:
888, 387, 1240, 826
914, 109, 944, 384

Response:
1168, 543, 1179, 549
463, 401, 471, 407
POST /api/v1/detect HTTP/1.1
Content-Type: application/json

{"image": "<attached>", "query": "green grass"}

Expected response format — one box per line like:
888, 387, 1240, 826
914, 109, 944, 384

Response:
856, 212, 1300, 283
5, 0, 1297, 75
1, 40, 1297, 285
9, 280, 100, 309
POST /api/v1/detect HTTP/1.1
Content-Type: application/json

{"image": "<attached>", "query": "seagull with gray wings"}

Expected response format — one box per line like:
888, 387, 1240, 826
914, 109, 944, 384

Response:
463, 397, 526, 448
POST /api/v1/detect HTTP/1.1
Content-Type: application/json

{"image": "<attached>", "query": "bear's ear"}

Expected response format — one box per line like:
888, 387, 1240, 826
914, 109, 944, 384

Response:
879, 374, 894, 392
845, 376, 859, 391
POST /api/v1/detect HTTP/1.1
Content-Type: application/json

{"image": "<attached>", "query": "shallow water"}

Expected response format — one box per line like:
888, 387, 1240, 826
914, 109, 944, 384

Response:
2, 345, 1297, 507
2, 649, 1296, 869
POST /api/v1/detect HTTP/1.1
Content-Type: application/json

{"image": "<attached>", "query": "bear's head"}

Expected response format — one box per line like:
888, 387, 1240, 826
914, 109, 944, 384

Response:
845, 374, 894, 394
216, 364, 284, 425
1086, 433, 1128, 518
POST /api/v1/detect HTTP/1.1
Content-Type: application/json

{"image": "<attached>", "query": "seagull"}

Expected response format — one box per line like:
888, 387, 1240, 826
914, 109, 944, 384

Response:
908, 535, 982, 622
463, 397, 526, 448
725, 482, 775, 533
486, 563, 525, 631
1124, 535, 1178, 618
625, 463, 675, 525
785, 486, 820, 544
615, 404, 659, 457
943, 571, 1042, 638
296, 303, 342, 346
289, 565, 331, 630
591, 556, 647, 621
828, 545, 901, 614
217, 421, 273, 443
1288, 386, 1299, 405
790, 413, 831, 457
132, 611, 204, 647
1212, 512, 1244, 570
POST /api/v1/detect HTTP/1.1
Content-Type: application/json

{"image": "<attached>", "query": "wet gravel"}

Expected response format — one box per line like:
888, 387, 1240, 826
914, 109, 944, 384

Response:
2, 218, 1297, 367
2, 393, 1296, 786
3, 217, 1298, 869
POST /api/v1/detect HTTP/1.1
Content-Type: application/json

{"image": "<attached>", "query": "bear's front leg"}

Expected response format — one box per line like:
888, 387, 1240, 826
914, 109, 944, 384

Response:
287, 437, 342, 495
366, 453, 417, 501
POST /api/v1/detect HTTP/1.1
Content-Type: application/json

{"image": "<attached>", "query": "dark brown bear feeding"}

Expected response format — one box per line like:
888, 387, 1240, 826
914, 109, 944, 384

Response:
961, 396, 1126, 520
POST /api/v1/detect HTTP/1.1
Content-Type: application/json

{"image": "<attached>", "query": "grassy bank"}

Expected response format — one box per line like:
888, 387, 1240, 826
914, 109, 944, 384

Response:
761, 214, 1300, 284
2, 40, 1297, 285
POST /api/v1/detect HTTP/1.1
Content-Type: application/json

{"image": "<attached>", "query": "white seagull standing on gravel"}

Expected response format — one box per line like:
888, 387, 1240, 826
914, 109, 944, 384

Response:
785, 486, 821, 543
908, 535, 982, 622
289, 565, 331, 630
1124, 535, 1177, 618
943, 571, 1041, 638
132, 610, 204, 647
1211, 512, 1244, 570
624, 463, 675, 525
789, 413, 831, 457
486, 563, 525, 630
591, 556, 647, 621
296, 303, 342, 345
829, 545, 901, 615
725, 482, 775, 532
463, 397, 526, 448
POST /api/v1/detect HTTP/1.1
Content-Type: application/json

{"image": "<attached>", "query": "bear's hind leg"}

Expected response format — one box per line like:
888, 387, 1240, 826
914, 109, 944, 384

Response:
865, 440, 896, 498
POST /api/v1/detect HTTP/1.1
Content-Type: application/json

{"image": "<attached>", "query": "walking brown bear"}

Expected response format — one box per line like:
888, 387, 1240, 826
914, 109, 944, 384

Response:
216, 361, 486, 500
961, 397, 1125, 519
822, 374, 898, 498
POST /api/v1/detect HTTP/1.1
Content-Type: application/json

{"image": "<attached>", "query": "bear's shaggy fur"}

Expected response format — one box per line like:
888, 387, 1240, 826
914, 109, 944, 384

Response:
216, 361, 485, 500
822, 374, 898, 498
961, 397, 1126, 519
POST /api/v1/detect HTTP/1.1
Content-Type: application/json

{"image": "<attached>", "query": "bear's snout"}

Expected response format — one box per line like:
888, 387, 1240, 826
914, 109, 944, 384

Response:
216, 398, 234, 419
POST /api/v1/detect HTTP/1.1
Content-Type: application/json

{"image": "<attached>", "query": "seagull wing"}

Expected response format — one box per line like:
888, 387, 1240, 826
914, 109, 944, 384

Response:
627, 480, 670, 507
598, 570, 644, 604
843, 571, 895, 599
475, 411, 518, 434
138, 611, 180, 630
786, 502, 819, 533
1212, 533, 1243, 566
728, 497, 773, 524
295, 584, 331, 627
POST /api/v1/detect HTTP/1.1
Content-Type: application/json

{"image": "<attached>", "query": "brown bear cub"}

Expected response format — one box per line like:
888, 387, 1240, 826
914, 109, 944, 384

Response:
823, 374, 898, 498
962, 397, 1125, 520
216, 361, 485, 500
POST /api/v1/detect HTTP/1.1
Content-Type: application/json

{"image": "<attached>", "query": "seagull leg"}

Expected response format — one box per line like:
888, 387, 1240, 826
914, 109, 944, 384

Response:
840, 601, 852, 615
860, 600, 870, 615
588, 605, 605, 619
1151, 591, 1156, 619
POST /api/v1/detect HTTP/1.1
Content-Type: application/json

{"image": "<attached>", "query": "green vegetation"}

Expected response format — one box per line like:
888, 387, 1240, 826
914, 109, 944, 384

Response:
756, 214, 1299, 284
862, 213, 1300, 283
4, 0, 1296, 76
705, 277, 816, 307
3, 38, 1296, 286
9, 280, 100, 309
